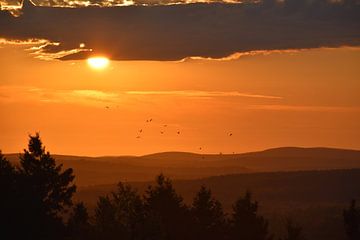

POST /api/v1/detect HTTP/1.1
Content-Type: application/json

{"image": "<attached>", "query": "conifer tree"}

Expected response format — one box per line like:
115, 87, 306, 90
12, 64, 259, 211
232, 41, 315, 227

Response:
344, 200, 360, 240
191, 185, 226, 240
229, 191, 273, 240
280, 219, 305, 240
144, 174, 191, 240
68, 202, 91, 240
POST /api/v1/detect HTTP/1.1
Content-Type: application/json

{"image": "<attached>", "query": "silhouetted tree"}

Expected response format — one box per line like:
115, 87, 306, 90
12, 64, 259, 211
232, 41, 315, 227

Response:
67, 202, 91, 240
0, 151, 16, 195
1, 133, 77, 239
344, 200, 360, 240
144, 174, 191, 240
191, 185, 227, 240
93, 182, 154, 240
18, 133, 76, 216
94, 195, 121, 239
229, 191, 273, 240
0, 151, 18, 238
111, 182, 146, 240
0, 151, 14, 176
280, 219, 305, 240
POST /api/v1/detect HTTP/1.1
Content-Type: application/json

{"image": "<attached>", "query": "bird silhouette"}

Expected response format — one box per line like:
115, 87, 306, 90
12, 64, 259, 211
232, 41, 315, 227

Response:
177, 131, 180, 134
136, 136, 141, 139
160, 131, 164, 134
139, 129, 143, 133
229, 133, 233, 136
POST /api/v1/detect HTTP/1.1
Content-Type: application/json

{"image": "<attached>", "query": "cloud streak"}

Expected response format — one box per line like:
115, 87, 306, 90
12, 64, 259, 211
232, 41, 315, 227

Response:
0, 0, 359, 61
0, 86, 282, 105
248, 104, 360, 112
2, 86, 359, 113
126, 90, 283, 99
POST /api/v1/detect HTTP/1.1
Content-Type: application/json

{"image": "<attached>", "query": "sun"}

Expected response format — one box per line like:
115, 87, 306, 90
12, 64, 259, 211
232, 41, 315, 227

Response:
87, 57, 109, 70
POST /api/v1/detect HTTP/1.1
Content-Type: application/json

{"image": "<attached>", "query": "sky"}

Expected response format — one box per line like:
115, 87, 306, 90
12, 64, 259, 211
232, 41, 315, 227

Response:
0, 0, 359, 156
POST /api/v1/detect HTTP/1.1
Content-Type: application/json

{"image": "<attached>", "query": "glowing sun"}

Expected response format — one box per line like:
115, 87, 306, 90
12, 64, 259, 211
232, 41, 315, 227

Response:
87, 57, 109, 70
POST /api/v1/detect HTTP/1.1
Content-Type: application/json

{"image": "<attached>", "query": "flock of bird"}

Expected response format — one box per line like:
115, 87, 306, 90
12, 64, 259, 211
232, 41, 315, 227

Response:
135, 118, 234, 152
104, 106, 234, 153
136, 118, 182, 139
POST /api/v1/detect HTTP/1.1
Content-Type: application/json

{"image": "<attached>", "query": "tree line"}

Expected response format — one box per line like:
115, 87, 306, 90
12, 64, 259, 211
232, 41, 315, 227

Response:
0, 134, 359, 240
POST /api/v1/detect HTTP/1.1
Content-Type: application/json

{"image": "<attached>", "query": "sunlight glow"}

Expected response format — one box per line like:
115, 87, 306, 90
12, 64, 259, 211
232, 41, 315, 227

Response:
87, 57, 109, 70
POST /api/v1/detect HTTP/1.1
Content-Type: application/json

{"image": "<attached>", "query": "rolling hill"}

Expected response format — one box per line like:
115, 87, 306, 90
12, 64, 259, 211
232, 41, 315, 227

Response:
5, 147, 360, 186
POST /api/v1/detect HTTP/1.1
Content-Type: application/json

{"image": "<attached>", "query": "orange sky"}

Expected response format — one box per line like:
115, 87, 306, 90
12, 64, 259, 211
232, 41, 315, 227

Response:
0, 43, 359, 156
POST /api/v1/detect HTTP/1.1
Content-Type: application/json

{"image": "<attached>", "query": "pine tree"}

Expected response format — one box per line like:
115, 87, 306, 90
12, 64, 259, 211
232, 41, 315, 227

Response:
0, 152, 18, 238
344, 200, 360, 240
144, 174, 191, 240
16, 133, 76, 239
191, 185, 226, 240
281, 219, 305, 240
229, 191, 273, 240
67, 202, 91, 240
18, 133, 76, 217
112, 182, 146, 239
0, 151, 16, 195
94, 195, 121, 239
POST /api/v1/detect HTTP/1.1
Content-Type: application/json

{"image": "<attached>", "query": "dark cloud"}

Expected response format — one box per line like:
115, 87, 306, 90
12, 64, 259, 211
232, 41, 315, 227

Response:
1, 0, 359, 61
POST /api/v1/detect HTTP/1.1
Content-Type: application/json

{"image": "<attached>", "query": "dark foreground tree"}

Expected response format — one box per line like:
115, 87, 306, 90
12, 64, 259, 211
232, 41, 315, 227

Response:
0, 152, 18, 238
229, 191, 273, 240
344, 200, 360, 240
191, 185, 227, 240
67, 202, 91, 240
0, 133, 76, 240
18, 133, 76, 216
144, 174, 192, 240
93, 182, 147, 240
0, 151, 16, 197
94, 195, 120, 239
280, 219, 306, 240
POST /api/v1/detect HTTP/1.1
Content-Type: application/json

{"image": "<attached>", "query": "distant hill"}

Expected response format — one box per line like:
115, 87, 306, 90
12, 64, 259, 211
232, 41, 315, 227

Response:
5, 147, 360, 186
76, 168, 360, 209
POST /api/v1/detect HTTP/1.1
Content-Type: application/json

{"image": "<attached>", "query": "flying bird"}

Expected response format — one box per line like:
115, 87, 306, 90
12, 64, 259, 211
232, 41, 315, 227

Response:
177, 131, 180, 134
160, 131, 164, 134
139, 129, 143, 133
136, 136, 141, 139
229, 133, 233, 136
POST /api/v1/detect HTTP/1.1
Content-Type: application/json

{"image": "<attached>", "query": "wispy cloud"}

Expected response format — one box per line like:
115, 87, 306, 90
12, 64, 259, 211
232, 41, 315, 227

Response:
126, 90, 282, 99
0, 86, 282, 107
180, 49, 303, 62
2, 87, 359, 113
248, 104, 360, 112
